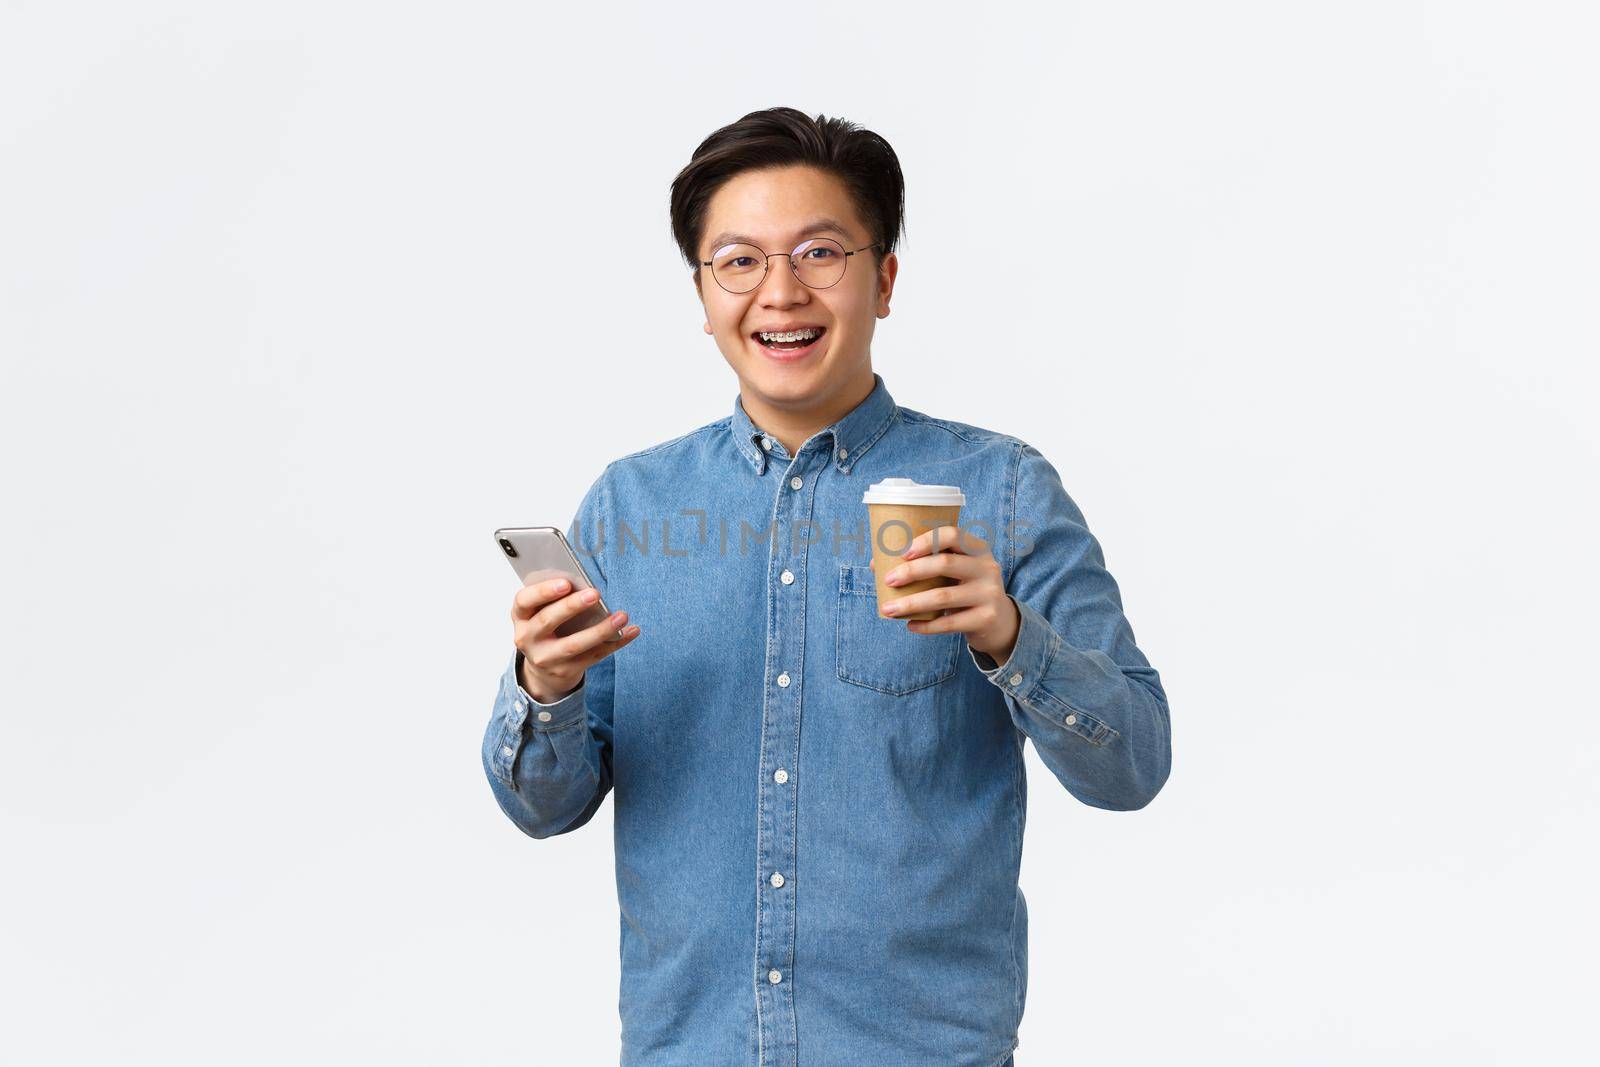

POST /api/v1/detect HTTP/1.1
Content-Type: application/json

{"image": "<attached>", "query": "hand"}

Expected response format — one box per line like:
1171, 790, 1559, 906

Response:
511, 577, 640, 703
880, 525, 1020, 664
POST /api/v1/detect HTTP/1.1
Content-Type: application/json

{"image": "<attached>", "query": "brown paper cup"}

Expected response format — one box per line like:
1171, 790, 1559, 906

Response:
867, 502, 963, 621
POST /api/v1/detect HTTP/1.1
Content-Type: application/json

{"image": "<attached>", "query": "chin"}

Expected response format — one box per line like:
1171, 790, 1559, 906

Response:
723, 329, 857, 400
752, 353, 829, 388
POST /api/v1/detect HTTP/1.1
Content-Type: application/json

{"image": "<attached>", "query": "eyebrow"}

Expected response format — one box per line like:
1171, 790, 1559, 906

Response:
704, 218, 856, 257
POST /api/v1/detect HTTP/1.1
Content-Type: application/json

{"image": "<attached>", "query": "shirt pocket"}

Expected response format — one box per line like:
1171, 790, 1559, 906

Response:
835, 563, 962, 696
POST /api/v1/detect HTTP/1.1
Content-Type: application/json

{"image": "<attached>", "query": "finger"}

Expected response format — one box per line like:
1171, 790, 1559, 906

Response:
881, 581, 983, 619
905, 604, 987, 634
512, 577, 574, 620
884, 549, 985, 587
903, 525, 986, 560
530, 587, 607, 637
555, 610, 636, 661
899, 525, 956, 559
571, 618, 642, 668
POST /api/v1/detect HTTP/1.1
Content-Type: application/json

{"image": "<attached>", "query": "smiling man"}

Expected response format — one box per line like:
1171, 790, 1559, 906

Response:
482, 107, 1172, 1066
693, 161, 890, 463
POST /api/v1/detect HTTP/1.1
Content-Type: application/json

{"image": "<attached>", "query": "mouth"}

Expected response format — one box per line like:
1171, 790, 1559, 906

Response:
750, 326, 827, 363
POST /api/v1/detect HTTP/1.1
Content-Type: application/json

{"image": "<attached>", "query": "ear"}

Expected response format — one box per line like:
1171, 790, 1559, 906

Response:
690, 273, 710, 332
876, 251, 899, 318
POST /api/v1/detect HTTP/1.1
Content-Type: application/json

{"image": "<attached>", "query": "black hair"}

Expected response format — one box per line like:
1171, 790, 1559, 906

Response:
669, 106, 906, 287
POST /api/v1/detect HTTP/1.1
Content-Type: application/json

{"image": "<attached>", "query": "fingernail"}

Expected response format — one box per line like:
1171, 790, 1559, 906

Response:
882, 602, 900, 615
583, 589, 598, 603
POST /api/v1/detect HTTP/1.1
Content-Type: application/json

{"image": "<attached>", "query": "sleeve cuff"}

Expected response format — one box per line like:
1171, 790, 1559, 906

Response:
967, 597, 1121, 748
967, 594, 1051, 689
504, 651, 587, 730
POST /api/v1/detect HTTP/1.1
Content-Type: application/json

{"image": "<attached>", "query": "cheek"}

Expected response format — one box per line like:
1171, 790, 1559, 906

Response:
825, 295, 872, 334
834, 279, 880, 319
713, 314, 754, 355
708, 301, 750, 339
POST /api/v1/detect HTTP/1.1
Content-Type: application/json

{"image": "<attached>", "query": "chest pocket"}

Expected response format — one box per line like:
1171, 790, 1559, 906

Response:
835, 563, 962, 695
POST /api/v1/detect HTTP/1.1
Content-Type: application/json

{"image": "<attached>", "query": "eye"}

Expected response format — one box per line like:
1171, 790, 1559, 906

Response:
729, 256, 757, 268
803, 247, 836, 260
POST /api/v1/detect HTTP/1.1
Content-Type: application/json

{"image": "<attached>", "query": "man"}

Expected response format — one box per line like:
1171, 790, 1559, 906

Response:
482, 106, 1172, 1066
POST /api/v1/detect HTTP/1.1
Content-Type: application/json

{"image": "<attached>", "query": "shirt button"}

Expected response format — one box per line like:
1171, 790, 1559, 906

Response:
501, 744, 515, 757
837, 447, 848, 459
768, 969, 783, 984
761, 436, 773, 451
1065, 714, 1078, 725
780, 569, 794, 585
789, 475, 803, 490
537, 710, 552, 722
774, 768, 789, 784
776, 671, 790, 688
1009, 672, 1024, 686
770, 872, 785, 888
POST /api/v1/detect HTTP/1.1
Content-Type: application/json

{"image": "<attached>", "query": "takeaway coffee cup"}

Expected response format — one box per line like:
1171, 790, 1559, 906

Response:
862, 477, 966, 622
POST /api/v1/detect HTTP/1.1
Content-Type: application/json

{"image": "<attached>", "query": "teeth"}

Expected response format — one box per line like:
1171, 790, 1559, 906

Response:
759, 328, 820, 343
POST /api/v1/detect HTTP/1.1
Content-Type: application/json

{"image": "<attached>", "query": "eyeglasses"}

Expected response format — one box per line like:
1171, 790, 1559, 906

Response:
700, 237, 880, 294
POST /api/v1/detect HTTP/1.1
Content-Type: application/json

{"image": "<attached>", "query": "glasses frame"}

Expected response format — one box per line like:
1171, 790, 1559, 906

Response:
700, 238, 881, 295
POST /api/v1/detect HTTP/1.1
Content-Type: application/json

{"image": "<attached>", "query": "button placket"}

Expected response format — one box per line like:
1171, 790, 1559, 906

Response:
754, 452, 819, 1059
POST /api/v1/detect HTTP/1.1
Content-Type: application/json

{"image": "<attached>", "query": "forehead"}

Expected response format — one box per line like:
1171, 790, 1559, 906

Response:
702, 165, 866, 251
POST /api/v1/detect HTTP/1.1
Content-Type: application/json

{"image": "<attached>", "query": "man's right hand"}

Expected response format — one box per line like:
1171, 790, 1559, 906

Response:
511, 578, 640, 704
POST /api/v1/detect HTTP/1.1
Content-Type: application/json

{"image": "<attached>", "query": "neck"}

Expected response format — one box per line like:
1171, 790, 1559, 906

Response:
742, 368, 875, 457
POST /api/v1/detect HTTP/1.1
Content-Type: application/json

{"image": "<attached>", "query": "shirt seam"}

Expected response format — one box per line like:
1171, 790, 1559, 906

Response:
1005, 439, 1023, 586
608, 417, 727, 468
894, 407, 1020, 447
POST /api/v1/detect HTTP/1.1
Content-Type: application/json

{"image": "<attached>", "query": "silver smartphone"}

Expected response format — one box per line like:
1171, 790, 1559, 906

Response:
494, 525, 623, 640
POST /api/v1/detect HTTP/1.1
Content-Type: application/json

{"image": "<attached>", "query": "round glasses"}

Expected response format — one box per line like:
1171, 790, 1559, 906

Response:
700, 238, 880, 295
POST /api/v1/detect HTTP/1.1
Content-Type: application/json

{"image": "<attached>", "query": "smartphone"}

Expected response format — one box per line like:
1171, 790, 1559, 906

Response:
494, 525, 624, 640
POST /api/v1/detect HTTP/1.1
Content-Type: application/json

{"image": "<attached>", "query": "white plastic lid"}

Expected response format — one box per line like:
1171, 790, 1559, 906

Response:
861, 477, 965, 507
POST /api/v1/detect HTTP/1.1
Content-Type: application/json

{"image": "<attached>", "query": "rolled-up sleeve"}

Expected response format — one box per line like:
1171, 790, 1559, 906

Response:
969, 443, 1172, 811
481, 470, 618, 838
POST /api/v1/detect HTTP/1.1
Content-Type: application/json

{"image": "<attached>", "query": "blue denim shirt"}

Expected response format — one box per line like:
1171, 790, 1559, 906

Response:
481, 372, 1171, 1066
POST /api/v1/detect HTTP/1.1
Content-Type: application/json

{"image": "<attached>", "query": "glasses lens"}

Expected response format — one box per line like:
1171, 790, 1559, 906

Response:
792, 238, 847, 289
711, 243, 767, 294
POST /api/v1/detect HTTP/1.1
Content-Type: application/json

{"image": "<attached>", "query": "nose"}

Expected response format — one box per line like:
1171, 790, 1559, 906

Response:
756, 253, 810, 305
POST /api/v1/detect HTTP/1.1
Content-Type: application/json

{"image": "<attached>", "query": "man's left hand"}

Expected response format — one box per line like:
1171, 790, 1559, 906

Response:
880, 525, 1020, 665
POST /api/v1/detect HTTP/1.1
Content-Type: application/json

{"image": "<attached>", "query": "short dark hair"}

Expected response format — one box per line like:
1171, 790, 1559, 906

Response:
670, 107, 906, 286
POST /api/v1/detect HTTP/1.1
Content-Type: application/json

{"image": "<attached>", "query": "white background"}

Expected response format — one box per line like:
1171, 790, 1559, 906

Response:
3, 2, 1596, 1063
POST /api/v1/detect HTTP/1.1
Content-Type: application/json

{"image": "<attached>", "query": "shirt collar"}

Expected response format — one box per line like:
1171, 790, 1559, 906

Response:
730, 372, 899, 477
